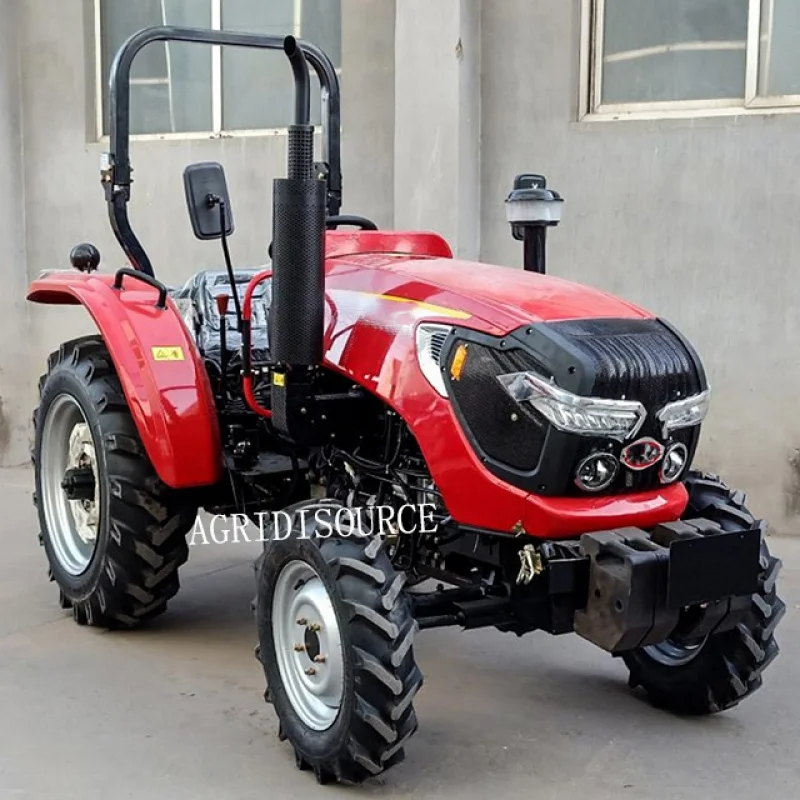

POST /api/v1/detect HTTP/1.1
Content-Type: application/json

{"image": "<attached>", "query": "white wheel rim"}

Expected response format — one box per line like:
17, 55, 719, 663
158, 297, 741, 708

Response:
644, 637, 708, 667
272, 560, 344, 731
40, 394, 101, 576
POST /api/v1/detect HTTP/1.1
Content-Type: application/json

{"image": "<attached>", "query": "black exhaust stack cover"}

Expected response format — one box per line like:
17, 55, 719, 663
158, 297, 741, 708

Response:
271, 125, 326, 366
270, 37, 326, 439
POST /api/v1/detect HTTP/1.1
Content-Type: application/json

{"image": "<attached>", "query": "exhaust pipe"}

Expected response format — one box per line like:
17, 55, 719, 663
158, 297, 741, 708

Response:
270, 37, 327, 439
271, 36, 326, 369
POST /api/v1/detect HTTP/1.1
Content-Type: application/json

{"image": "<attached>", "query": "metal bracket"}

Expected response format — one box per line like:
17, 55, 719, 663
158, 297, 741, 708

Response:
516, 544, 543, 585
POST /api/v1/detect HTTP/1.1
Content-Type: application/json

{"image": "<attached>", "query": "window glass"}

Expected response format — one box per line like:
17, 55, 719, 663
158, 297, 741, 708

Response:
758, 0, 800, 97
600, 0, 749, 105
221, 0, 297, 131
101, 0, 212, 134
302, 0, 342, 66
221, 0, 341, 131
100, 0, 341, 135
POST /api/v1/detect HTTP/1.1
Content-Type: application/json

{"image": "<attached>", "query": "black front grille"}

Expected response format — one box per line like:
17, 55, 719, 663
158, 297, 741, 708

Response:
549, 319, 701, 434
445, 319, 705, 497
448, 345, 549, 471
550, 318, 703, 493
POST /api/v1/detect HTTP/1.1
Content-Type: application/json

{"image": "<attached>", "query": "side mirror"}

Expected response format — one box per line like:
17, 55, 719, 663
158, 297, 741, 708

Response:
183, 162, 235, 240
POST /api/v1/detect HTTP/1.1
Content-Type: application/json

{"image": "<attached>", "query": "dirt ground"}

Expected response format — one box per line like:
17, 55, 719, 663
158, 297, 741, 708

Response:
1, 465, 797, 800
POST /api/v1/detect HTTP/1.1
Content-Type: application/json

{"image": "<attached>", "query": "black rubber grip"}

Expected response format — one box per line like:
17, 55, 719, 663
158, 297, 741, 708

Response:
271, 177, 326, 366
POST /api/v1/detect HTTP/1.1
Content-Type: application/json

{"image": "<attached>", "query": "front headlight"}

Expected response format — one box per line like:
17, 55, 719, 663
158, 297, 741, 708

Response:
497, 371, 646, 442
656, 389, 710, 437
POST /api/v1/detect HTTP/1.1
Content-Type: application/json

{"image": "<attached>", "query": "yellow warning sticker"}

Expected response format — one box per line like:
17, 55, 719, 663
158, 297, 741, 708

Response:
273, 372, 286, 387
151, 346, 185, 362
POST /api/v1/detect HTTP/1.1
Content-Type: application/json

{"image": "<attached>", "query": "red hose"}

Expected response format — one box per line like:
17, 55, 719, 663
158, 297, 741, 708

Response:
241, 269, 273, 418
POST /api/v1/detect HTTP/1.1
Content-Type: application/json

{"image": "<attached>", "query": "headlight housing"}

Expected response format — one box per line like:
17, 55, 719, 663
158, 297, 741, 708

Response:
660, 442, 689, 484
497, 371, 646, 442
574, 451, 620, 492
415, 323, 452, 397
656, 389, 711, 438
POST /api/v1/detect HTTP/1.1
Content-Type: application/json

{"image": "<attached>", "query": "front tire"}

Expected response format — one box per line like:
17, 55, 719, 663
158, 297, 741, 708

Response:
33, 336, 198, 627
256, 503, 423, 785
623, 471, 785, 714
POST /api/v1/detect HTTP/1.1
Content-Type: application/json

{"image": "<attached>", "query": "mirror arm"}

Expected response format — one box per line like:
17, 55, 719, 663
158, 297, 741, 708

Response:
207, 194, 243, 332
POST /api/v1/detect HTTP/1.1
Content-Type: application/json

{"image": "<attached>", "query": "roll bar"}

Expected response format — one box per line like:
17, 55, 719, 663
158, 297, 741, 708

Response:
101, 25, 342, 277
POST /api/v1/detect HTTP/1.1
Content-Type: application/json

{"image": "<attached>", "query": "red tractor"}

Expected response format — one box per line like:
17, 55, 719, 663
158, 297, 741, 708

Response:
29, 28, 784, 786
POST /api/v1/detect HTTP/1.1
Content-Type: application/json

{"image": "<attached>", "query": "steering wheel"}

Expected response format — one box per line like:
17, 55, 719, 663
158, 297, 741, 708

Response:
325, 215, 378, 231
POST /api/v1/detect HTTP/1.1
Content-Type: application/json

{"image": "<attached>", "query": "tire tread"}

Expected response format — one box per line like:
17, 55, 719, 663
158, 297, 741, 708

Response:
33, 336, 197, 628
623, 470, 783, 714
260, 518, 422, 786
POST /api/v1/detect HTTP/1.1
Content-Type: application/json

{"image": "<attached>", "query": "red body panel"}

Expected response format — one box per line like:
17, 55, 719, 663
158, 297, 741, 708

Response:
27, 271, 222, 489
319, 232, 689, 538
26, 231, 689, 536
325, 230, 453, 260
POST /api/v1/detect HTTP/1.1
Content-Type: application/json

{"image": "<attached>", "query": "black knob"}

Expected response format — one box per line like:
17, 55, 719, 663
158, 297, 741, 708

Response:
69, 243, 101, 273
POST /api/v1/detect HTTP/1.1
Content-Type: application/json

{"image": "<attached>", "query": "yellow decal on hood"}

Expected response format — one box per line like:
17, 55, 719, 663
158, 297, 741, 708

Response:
360, 292, 471, 320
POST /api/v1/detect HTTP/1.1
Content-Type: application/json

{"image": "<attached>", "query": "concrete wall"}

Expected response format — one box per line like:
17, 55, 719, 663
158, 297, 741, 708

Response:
341, 0, 395, 229
480, 0, 800, 534
394, 0, 481, 260
0, 0, 32, 464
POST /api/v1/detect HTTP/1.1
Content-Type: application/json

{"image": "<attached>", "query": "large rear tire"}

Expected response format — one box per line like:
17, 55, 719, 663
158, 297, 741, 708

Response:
256, 502, 423, 785
623, 471, 785, 714
33, 336, 199, 627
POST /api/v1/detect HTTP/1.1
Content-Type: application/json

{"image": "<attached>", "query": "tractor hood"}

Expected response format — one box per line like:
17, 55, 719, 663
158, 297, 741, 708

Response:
319, 236, 701, 535
324, 252, 652, 336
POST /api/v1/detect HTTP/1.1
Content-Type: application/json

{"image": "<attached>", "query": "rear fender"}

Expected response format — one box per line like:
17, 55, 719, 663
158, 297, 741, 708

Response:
28, 271, 222, 489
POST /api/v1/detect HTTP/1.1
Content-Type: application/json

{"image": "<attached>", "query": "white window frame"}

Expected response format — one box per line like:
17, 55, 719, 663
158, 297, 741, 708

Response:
579, 0, 800, 121
94, 0, 327, 141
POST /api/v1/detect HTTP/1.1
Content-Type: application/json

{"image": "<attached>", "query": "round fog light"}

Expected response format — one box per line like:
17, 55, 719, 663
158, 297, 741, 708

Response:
574, 452, 619, 493
660, 442, 688, 484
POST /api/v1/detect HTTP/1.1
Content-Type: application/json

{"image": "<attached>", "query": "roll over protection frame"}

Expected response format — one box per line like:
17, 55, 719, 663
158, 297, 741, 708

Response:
102, 25, 342, 277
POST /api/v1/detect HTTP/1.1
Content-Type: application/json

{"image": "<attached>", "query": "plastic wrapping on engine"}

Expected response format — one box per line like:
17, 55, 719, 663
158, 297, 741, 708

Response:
169, 268, 271, 409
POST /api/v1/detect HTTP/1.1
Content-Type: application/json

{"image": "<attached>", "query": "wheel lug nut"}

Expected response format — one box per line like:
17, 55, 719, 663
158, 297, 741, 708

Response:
308, 622, 321, 632
313, 655, 326, 664
296, 617, 307, 626
293, 644, 306, 652
304, 667, 316, 676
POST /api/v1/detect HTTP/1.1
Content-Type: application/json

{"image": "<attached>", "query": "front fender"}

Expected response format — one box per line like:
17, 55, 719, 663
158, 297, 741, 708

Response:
28, 271, 222, 489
